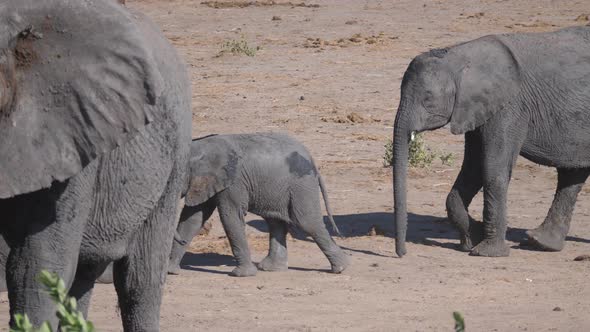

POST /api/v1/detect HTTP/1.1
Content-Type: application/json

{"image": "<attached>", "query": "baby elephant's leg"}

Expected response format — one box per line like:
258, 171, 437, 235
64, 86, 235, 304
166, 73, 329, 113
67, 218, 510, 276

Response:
217, 190, 257, 277
299, 219, 349, 273
258, 219, 288, 271
292, 186, 349, 273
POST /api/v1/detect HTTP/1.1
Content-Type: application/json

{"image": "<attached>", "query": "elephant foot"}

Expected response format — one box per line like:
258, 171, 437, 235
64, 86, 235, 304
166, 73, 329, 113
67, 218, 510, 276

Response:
458, 218, 485, 252
470, 239, 510, 257
525, 227, 566, 252
167, 265, 181, 275
329, 254, 350, 274
258, 256, 288, 272
229, 263, 258, 277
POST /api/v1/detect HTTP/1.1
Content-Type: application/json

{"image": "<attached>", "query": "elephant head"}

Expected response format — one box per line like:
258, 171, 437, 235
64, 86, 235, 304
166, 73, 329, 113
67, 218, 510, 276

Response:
0, 0, 163, 198
393, 36, 520, 257
184, 135, 242, 206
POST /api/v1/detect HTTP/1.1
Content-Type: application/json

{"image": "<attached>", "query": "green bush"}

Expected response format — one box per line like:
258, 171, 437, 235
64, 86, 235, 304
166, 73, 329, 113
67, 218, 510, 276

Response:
383, 132, 454, 168
407, 132, 436, 168
10, 270, 95, 332
439, 152, 455, 166
383, 139, 394, 167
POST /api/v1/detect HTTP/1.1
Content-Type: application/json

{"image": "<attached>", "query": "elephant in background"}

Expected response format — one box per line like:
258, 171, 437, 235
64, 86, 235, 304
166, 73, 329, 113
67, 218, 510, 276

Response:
393, 26, 590, 257
168, 133, 349, 277
0, 1, 191, 330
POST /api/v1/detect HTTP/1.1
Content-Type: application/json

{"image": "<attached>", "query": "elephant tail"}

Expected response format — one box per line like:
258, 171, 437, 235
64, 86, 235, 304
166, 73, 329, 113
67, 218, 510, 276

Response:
316, 168, 342, 238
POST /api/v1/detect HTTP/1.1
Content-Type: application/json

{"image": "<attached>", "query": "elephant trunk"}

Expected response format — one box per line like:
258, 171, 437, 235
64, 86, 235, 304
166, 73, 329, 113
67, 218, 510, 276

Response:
393, 106, 412, 258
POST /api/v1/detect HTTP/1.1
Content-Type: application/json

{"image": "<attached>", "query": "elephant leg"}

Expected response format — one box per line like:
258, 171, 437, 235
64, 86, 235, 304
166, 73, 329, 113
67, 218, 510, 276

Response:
217, 190, 257, 277
291, 187, 349, 273
0, 236, 8, 293
446, 131, 484, 251
96, 263, 114, 284
526, 168, 590, 251
258, 219, 288, 272
68, 278, 95, 319
4, 180, 91, 328
471, 127, 524, 257
168, 200, 216, 275
113, 181, 182, 332
68, 262, 110, 317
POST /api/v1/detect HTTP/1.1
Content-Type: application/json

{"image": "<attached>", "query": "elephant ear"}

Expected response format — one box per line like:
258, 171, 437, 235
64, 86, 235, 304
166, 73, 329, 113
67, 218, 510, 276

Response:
449, 36, 520, 135
185, 137, 241, 206
0, 0, 163, 198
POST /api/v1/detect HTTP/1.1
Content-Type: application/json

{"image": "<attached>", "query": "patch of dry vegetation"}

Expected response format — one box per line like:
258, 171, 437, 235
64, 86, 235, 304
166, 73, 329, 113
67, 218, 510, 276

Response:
201, 1, 319, 9
303, 32, 398, 49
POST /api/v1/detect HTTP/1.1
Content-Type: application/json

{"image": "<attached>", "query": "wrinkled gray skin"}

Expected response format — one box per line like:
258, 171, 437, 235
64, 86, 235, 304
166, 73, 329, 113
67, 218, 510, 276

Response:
0, 1, 191, 331
169, 133, 348, 277
393, 26, 590, 257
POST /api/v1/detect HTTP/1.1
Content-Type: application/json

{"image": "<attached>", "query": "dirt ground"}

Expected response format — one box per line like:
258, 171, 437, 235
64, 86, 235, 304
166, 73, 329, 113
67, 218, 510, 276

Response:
2, 0, 590, 330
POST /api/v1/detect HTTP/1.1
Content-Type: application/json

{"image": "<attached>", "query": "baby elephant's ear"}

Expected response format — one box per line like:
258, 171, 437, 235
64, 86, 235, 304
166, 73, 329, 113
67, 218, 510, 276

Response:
185, 145, 240, 206
0, 0, 163, 198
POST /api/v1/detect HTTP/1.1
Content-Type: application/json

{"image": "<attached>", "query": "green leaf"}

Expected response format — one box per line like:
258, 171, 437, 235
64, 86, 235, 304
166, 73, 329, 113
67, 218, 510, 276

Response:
11, 270, 96, 332
453, 311, 465, 332
38, 322, 53, 332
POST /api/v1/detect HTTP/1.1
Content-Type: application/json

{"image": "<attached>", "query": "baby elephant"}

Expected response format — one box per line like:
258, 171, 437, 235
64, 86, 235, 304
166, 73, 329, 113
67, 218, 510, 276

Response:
168, 133, 349, 277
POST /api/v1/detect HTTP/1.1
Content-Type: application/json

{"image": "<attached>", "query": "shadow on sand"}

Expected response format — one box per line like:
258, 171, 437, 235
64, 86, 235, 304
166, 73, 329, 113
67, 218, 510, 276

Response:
179, 252, 236, 275
178, 212, 590, 273
179, 251, 332, 274
247, 212, 590, 253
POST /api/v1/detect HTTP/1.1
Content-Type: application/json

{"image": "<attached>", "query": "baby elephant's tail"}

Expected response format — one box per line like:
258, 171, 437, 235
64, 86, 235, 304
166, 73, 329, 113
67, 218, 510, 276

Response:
317, 171, 342, 238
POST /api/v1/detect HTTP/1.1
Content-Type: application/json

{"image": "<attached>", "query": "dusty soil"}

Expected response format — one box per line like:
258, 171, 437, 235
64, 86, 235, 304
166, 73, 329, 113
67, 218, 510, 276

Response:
2, 0, 590, 330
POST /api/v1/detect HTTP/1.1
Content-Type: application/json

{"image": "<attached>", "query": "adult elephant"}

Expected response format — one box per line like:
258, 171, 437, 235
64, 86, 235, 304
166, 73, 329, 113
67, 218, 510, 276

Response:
393, 26, 590, 258
0, 1, 191, 331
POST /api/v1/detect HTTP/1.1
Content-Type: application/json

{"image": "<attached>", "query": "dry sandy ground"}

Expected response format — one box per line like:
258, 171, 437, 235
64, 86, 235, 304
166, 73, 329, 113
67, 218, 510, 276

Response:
2, 0, 590, 330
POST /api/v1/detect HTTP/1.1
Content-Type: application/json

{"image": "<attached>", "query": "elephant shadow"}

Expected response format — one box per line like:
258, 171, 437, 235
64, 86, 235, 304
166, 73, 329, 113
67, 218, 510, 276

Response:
178, 248, 333, 274
178, 213, 590, 271
246, 212, 459, 257
247, 212, 590, 256
179, 252, 236, 275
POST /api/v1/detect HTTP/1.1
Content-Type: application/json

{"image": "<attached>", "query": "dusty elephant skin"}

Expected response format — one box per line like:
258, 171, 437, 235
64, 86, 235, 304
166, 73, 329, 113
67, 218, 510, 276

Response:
0, 0, 191, 331
393, 26, 590, 258
168, 133, 348, 277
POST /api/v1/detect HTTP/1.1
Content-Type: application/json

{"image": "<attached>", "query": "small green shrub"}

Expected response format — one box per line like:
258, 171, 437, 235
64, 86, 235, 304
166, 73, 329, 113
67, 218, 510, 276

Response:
407, 132, 436, 168
439, 152, 455, 166
453, 311, 465, 332
383, 132, 454, 168
218, 38, 258, 57
383, 139, 394, 167
10, 270, 95, 332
